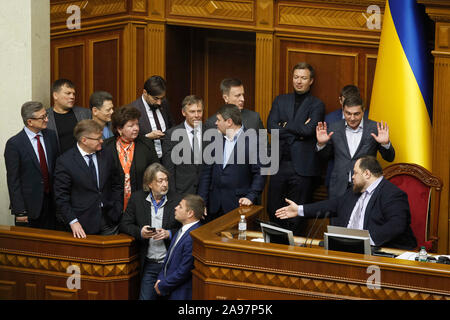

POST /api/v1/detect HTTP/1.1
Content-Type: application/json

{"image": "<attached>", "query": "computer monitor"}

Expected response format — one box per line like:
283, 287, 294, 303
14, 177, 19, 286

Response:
324, 226, 371, 255
260, 223, 295, 246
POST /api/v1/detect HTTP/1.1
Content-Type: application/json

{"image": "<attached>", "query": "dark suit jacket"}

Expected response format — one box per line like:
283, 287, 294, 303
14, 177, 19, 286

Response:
197, 128, 266, 215
102, 135, 159, 194
46, 106, 91, 151
53, 147, 123, 234
323, 108, 369, 188
119, 190, 183, 275
162, 122, 206, 195
318, 118, 395, 199
157, 221, 201, 300
267, 92, 325, 176
127, 96, 174, 135
4, 128, 59, 219
303, 179, 417, 250
205, 108, 265, 131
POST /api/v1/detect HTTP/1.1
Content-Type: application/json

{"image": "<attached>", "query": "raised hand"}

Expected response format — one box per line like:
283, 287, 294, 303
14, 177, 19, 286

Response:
316, 122, 334, 147
371, 121, 390, 145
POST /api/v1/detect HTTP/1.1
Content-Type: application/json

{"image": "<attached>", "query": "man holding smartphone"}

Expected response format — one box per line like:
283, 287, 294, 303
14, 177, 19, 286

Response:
120, 163, 183, 300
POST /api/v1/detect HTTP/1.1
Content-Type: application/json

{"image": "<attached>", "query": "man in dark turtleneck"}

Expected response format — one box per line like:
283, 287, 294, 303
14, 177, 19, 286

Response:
267, 62, 325, 235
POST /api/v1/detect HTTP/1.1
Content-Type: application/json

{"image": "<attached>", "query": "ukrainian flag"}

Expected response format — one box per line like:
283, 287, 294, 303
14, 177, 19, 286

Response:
369, 0, 432, 170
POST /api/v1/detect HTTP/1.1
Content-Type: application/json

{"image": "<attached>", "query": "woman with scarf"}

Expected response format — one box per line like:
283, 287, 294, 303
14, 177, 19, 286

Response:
103, 105, 159, 211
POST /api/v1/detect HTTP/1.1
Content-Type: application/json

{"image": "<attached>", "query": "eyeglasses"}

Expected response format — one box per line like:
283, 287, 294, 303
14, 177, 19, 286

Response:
84, 136, 103, 142
30, 113, 49, 121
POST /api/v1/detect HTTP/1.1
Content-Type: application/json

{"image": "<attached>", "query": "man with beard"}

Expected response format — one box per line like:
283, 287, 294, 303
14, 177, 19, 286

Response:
127, 75, 174, 159
267, 62, 325, 235
120, 163, 183, 300
275, 156, 417, 250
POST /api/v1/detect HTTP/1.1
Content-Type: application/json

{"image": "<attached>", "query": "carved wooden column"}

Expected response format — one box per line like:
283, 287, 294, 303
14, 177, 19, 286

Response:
255, 0, 274, 126
255, 0, 274, 220
147, 0, 166, 78
419, 0, 450, 254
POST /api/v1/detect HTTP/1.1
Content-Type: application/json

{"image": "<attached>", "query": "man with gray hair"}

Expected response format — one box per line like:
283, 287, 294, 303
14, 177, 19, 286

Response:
120, 162, 183, 300
4, 101, 59, 229
54, 119, 123, 238
162, 95, 205, 195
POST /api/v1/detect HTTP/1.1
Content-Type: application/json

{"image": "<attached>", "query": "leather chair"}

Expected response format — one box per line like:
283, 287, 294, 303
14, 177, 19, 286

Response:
383, 163, 443, 252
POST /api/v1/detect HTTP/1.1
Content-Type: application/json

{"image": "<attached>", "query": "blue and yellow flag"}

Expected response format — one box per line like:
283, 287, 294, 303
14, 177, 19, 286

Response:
369, 0, 432, 170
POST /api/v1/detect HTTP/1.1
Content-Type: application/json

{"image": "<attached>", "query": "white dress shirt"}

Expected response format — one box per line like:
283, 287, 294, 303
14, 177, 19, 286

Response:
142, 96, 166, 158
223, 126, 243, 168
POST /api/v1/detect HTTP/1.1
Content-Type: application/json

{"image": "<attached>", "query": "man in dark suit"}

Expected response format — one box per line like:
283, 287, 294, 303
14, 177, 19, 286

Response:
198, 104, 266, 222
162, 95, 205, 195
267, 62, 325, 234
324, 85, 366, 190
204, 78, 265, 131
53, 119, 123, 238
275, 156, 417, 250
154, 194, 203, 300
47, 79, 91, 154
127, 75, 174, 159
316, 95, 395, 199
4, 101, 59, 229
120, 163, 182, 300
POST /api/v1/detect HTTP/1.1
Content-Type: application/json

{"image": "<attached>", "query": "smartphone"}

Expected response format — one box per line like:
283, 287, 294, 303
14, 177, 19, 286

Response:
146, 226, 156, 232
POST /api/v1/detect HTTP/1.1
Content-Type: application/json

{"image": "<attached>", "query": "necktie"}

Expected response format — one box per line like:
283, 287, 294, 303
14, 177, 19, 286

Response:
35, 135, 50, 193
192, 128, 201, 164
150, 106, 162, 131
348, 191, 367, 229
87, 154, 98, 189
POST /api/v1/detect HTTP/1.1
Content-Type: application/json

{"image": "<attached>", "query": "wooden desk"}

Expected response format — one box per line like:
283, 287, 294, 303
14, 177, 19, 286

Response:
0, 226, 139, 300
191, 206, 450, 300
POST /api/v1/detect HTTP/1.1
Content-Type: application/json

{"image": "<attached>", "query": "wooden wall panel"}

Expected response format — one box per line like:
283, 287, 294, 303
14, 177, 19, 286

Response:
52, 43, 85, 108
135, 26, 146, 100
204, 37, 256, 118
166, 25, 192, 125
91, 37, 120, 108
277, 38, 378, 115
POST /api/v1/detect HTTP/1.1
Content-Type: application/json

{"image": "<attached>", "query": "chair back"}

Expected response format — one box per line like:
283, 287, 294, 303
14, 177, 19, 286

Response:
383, 163, 442, 252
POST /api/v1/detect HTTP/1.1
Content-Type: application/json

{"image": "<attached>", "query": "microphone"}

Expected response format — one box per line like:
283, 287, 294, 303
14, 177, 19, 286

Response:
309, 211, 330, 247
300, 210, 321, 247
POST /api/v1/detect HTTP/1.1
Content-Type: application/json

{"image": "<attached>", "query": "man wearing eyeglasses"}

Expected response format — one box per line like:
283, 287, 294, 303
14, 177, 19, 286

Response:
4, 101, 59, 230
127, 75, 174, 158
53, 119, 123, 238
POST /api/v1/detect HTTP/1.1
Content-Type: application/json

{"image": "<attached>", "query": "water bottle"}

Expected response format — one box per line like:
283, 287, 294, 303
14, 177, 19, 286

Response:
238, 215, 247, 240
418, 246, 428, 262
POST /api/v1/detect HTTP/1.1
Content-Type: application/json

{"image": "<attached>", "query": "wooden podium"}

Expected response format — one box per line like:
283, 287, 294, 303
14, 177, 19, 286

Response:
191, 206, 450, 300
0, 226, 139, 300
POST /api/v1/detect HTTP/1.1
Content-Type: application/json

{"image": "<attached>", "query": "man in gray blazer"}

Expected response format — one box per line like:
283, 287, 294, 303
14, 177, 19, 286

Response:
162, 95, 206, 195
46, 79, 91, 154
316, 95, 395, 200
204, 78, 264, 131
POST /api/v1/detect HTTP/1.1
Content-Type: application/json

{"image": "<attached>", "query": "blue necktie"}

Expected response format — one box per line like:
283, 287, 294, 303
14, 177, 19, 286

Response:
87, 154, 98, 189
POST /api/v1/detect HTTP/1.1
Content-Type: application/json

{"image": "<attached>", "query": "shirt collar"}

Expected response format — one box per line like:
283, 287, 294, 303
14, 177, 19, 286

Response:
365, 176, 384, 195
181, 220, 199, 233
184, 121, 202, 133
224, 126, 243, 142
24, 126, 42, 139
147, 192, 167, 210
77, 143, 95, 157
